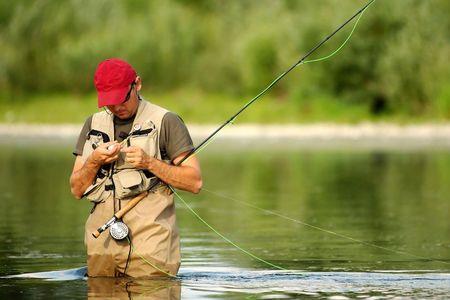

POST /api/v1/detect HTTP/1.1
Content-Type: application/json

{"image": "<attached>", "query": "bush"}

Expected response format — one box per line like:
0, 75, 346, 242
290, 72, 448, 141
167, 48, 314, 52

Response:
0, 0, 448, 119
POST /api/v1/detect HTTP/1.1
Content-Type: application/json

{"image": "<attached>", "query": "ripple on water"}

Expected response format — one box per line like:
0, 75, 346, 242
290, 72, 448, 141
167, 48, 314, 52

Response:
6, 266, 449, 298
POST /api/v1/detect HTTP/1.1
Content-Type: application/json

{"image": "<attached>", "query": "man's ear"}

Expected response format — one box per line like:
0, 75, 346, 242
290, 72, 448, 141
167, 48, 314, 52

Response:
135, 76, 142, 92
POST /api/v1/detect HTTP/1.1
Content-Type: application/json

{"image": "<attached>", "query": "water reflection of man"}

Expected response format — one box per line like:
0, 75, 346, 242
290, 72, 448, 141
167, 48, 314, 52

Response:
69, 58, 202, 277
87, 277, 181, 300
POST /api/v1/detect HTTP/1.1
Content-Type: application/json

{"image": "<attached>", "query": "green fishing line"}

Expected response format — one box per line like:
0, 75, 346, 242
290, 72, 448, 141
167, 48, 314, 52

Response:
202, 188, 450, 267
135, 1, 379, 272
172, 188, 288, 271
187, 1, 375, 161
127, 237, 178, 278
300, 0, 372, 65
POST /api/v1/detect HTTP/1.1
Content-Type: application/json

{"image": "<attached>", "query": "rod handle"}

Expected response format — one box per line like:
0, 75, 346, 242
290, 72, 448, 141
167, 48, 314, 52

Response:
91, 216, 116, 238
115, 191, 148, 219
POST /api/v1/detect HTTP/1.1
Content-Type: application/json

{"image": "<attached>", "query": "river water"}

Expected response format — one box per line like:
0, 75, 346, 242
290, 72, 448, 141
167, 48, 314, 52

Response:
0, 138, 449, 299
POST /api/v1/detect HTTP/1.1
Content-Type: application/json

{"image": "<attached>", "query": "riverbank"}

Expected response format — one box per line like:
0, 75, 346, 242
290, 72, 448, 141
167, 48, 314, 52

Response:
2, 123, 450, 145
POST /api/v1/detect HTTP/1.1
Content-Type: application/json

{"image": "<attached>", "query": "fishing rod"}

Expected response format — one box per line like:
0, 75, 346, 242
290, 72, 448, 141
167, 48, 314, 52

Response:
181, 0, 376, 162
93, 0, 376, 239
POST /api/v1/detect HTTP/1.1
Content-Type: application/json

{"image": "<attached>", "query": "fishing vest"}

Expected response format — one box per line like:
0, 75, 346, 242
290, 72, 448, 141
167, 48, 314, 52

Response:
81, 99, 168, 203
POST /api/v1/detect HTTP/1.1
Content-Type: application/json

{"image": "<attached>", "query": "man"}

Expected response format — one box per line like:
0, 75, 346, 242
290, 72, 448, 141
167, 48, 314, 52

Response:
70, 58, 202, 278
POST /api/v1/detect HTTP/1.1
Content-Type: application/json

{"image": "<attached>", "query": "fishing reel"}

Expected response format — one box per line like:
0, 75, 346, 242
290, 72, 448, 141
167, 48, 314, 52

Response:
109, 221, 129, 241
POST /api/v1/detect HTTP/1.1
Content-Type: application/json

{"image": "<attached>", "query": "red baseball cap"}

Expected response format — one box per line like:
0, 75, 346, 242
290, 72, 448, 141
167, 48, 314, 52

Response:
94, 58, 137, 107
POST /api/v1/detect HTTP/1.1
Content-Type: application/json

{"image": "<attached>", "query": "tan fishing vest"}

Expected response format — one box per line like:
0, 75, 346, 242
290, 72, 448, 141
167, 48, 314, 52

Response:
81, 100, 168, 202
81, 100, 181, 277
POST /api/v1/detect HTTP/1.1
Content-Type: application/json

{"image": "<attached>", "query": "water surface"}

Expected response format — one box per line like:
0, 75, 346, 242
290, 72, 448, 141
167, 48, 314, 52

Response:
0, 138, 449, 299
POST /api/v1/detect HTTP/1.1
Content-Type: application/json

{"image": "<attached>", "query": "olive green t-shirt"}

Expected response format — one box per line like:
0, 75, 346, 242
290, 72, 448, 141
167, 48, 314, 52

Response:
73, 111, 194, 161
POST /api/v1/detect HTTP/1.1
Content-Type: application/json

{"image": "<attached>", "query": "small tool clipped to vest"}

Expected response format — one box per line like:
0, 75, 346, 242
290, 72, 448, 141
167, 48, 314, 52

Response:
109, 220, 129, 241
133, 123, 142, 132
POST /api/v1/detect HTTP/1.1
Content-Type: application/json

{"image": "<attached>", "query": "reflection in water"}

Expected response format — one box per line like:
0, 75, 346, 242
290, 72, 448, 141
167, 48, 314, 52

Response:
5, 267, 181, 299
87, 277, 180, 300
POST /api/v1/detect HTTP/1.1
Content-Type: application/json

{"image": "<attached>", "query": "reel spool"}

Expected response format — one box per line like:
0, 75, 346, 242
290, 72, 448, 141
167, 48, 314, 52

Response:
109, 221, 129, 241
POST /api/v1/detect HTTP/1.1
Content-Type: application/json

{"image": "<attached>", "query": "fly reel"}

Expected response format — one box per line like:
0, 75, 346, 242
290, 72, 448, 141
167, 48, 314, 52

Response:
109, 221, 129, 241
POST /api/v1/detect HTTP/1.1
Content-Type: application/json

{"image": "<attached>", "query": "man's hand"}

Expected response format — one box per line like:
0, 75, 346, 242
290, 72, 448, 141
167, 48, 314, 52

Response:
122, 146, 202, 194
90, 141, 121, 166
122, 146, 151, 169
70, 141, 121, 199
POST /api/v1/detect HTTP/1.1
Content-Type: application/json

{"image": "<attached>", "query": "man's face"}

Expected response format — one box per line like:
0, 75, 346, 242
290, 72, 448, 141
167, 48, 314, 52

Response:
106, 78, 141, 119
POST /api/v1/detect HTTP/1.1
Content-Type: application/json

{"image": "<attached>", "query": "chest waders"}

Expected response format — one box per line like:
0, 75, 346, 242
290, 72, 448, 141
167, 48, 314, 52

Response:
81, 100, 181, 277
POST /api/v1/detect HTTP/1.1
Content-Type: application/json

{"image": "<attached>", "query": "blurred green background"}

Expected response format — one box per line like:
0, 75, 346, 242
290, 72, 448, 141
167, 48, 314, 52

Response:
0, 0, 449, 123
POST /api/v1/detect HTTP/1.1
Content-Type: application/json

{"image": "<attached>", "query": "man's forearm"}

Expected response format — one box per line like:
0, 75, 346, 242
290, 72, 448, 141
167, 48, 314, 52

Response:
147, 157, 202, 194
70, 157, 102, 199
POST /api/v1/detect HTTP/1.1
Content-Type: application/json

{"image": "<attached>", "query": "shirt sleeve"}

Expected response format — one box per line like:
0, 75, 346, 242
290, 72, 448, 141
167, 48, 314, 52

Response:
159, 112, 194, 161
73, 116, 92, 156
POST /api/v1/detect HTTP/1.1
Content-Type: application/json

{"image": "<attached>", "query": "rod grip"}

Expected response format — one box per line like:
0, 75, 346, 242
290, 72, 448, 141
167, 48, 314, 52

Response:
115, 191, 148, 219
92, 230, 101, 238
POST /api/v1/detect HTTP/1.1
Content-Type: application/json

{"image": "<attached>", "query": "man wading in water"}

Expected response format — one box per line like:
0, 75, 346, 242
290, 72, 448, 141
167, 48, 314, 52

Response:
70, 58, 202, 277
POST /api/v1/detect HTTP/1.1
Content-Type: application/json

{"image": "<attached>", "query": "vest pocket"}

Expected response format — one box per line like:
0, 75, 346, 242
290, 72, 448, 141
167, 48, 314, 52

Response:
82, 129, 109, 158
84, 177, 110, 203
129, 129, 158, 158
113, 169, 152, 200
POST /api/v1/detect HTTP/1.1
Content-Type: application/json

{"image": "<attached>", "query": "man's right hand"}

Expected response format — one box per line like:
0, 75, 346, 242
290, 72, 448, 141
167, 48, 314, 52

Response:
70, 141, 121, 199
90, 141, 121, 166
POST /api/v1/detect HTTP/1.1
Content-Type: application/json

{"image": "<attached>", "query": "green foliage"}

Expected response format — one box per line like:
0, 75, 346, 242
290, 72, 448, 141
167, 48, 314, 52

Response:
376, 0, 450, 115
0, 0, 449, 119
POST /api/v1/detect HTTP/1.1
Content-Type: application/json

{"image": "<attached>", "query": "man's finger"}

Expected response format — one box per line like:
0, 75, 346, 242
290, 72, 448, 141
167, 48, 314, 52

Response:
107, 144, 117, 152
100, 141, 117, 149
126, 150, 143, 158
125, 153, 137, 160
109, 144, 122, 155
96, 147, 110, 156
124, 154, 134, 161
121, 146, 137, 153
105, 154, 119, 163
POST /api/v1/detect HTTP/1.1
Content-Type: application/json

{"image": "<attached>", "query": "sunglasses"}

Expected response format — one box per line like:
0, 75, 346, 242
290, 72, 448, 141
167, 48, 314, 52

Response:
122, 82, 136, 104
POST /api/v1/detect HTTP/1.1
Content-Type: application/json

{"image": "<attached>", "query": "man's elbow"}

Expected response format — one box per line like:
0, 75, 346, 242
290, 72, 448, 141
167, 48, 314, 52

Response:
73, 191, 83, 200
69, 179, 83, 200
70, 186, 83, 200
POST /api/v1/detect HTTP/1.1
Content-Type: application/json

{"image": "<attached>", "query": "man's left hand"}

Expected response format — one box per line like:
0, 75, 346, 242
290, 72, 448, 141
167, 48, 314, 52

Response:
122, 146, 151, 169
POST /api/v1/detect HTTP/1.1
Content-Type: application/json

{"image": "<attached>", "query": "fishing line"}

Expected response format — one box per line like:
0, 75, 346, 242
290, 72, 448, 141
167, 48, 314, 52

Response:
172, 187, 450, 272
126, 237, 178, 278
202, 188, 450, 266
299, 0, 371, 66
149, 0, 378, 272
171, 188, 288, 271
113, 0, 378, 273
175, 0, 376, 167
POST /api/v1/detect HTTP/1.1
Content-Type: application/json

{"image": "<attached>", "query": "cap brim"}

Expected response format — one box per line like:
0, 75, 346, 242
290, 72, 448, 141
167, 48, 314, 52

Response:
97, 86, 130, 108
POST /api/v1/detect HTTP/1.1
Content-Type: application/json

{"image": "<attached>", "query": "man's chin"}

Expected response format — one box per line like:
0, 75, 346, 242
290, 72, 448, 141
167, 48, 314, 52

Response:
115, 112, 131, 119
